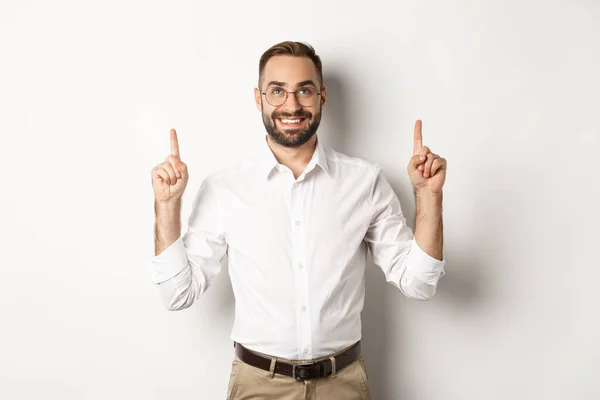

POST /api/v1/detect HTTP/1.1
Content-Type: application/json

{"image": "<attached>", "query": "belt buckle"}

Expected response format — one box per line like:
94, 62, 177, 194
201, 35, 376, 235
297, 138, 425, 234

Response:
292, 363, 316, 381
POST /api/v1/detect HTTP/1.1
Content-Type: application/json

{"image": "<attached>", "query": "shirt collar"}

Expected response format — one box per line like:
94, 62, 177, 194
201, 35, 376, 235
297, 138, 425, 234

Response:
260, 135, 331, 180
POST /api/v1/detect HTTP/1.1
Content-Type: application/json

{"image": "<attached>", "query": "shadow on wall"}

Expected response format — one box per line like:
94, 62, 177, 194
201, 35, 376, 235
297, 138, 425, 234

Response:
321, 68, 485, 399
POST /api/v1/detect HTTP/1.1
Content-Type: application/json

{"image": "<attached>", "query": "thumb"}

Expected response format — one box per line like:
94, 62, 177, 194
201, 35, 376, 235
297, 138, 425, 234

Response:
408, 154, 426, 171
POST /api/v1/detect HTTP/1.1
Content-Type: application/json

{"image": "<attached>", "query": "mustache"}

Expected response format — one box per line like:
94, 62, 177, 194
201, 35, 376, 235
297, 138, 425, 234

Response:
272, 111, 312, 119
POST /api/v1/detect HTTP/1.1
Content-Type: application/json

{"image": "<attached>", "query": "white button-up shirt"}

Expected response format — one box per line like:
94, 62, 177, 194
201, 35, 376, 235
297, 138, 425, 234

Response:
150, 135, 446, 360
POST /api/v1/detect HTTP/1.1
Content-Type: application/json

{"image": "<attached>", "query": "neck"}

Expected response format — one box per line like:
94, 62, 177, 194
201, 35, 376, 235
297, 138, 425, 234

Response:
266, 134, 318, 178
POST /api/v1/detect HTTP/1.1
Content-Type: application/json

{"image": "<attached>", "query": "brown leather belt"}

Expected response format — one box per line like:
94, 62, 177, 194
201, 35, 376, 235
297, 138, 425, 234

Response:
234, 341, 361, 381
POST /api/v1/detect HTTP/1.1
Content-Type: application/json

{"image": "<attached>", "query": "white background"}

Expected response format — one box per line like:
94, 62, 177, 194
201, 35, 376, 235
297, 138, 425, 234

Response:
1, 0, 599, 399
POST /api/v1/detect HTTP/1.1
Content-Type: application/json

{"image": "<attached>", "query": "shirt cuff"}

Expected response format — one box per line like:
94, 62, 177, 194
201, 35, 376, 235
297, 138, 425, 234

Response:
406, 238, 446, 285
149, 236, 188, 284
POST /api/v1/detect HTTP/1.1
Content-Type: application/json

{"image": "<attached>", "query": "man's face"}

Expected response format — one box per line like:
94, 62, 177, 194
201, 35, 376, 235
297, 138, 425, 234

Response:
254, 56, 327, 148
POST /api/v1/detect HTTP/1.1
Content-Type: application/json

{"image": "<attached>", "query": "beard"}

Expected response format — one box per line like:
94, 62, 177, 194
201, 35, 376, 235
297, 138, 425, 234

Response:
262, 107, 322, 148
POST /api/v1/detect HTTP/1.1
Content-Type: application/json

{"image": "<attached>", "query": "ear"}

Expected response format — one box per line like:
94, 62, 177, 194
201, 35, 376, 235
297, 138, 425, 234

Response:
320, 86, 327, 109
254, 87, 262, 112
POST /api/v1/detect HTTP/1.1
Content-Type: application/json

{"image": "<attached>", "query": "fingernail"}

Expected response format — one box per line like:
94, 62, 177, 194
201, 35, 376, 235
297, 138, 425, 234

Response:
420, 155, 426, 161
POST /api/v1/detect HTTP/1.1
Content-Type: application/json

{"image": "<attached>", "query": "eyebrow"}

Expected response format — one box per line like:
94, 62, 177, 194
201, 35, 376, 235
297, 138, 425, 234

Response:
265, 80, 318, 88
266, 81, 286, 87
296, 80, 317, 87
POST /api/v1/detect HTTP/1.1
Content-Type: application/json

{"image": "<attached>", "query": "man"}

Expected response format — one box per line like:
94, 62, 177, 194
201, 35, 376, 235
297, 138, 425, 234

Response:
150, 41, 447, 400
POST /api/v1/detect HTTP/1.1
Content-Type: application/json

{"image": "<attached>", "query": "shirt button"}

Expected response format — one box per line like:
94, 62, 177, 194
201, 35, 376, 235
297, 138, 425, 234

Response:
295, 221, 301, 226
303, 348, 308, 354
298, 263, 304, 269
301, 306, 306, 312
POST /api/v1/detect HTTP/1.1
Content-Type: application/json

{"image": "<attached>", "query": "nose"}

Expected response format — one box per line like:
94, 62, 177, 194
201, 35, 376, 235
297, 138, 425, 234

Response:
281, 92, 302, 112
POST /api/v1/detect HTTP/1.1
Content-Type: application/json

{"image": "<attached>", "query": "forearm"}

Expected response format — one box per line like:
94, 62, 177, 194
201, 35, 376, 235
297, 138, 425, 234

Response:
414, 190, 444, 260
154, 198, 182, 256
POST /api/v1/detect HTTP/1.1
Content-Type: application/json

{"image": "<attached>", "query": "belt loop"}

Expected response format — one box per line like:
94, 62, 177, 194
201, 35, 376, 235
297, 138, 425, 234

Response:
328, 356, 337, 378
267, 357, 277, 379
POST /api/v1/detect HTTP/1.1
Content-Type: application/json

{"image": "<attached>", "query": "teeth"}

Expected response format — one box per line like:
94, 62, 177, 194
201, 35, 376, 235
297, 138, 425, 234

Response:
281, 119, 302, 124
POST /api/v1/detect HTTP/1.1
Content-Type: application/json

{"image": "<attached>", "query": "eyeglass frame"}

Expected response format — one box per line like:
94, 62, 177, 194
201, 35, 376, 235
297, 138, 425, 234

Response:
260, 86, 325, 107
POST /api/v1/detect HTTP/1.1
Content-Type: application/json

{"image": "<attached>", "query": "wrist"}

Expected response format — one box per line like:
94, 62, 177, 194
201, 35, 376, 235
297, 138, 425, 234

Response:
155, 198, 182, 211
415, 188, 443, 199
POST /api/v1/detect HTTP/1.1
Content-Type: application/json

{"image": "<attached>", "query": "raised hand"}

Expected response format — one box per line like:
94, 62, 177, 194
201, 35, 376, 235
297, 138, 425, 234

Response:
407, 120, 447, 193
151, 129, 189, 203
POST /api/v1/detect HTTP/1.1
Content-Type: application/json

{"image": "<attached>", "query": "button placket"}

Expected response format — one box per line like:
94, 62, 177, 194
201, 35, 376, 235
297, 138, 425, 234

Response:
290, 181, 312, 360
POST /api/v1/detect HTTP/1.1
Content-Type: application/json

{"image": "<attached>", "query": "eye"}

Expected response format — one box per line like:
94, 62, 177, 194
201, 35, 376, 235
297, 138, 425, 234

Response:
298, 88, 313, 95
270, 87, 284, 95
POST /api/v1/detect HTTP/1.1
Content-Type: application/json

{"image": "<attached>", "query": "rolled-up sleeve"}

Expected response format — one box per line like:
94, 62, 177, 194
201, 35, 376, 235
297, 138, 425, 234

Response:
363, 167, 445, 300
149, 177, 228, 310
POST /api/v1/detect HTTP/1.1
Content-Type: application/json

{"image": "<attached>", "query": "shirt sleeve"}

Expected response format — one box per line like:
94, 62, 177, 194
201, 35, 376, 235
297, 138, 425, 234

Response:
363, 166, 446, 300
149, 177, 228, 310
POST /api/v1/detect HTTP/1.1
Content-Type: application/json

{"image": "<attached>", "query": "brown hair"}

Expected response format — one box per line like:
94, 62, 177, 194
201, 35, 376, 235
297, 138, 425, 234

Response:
258, 41, 323, 88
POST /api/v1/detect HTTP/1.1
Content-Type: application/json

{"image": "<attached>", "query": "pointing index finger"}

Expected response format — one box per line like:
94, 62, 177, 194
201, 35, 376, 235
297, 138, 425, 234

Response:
413, 119, 423, 154
170, 128, 180, 157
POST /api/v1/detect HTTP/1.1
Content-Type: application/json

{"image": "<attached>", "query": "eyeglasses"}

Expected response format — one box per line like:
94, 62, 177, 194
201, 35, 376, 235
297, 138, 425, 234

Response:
261, 86, 323, 107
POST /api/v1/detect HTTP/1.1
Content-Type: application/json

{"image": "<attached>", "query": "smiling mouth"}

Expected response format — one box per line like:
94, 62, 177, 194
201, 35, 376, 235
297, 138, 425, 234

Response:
277, 117, 307, 126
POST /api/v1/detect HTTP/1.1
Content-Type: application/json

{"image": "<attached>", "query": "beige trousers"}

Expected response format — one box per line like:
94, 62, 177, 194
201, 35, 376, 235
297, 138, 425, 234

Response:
226, 346, 371, 400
